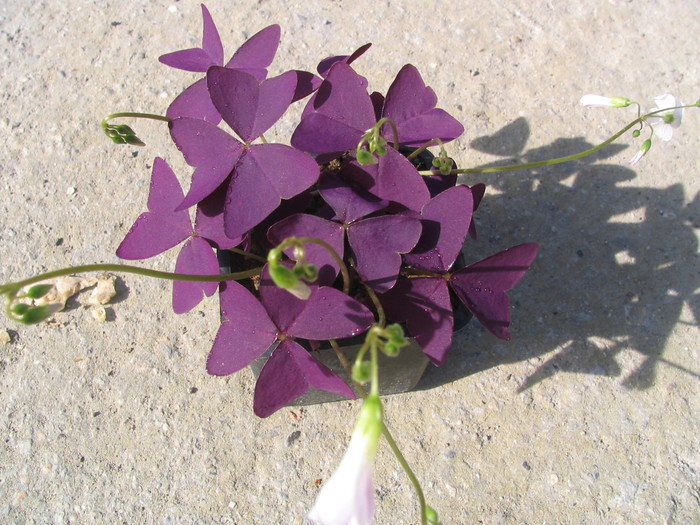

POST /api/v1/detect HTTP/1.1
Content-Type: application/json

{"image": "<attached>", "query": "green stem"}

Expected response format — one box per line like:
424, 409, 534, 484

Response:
101, 112, 171, 127
1, 263, 261, 294
228, 247, 267, 263
295, 237, 351, 295
418, 103, 698, 176
381, 424, 429, 525
330, 338, 430, 525
406, 139, 442, 161
375, 117, 401, 150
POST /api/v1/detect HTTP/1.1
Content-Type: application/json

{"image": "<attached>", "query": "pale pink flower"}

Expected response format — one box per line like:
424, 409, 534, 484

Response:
628, 139, 652, 166
308, 396, 383, 525
647, 94, 683, 141
579, 94, 631, 108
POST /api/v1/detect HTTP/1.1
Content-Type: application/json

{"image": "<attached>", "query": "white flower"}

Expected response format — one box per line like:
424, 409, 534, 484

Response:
579, 94, 631, 108
628, 139, 652, 166
308, 396, 383, 525
647, 94, 683, 141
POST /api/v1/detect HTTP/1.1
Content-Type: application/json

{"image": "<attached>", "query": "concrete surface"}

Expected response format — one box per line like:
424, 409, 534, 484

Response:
0, 0, 698, 523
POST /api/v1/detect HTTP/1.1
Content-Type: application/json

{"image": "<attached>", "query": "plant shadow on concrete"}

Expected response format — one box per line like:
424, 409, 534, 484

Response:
419, 117, 700, 392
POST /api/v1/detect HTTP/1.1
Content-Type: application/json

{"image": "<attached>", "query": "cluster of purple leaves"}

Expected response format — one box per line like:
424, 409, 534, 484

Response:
117, 5, 538, 417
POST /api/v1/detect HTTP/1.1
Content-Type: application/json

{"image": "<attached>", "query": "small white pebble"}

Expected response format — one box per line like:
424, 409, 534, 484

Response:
91, 306, 107, 323
168, 5, 177, 13
88, 276, 117, 305
0, 330, 11, 344
67, 186, 76, 195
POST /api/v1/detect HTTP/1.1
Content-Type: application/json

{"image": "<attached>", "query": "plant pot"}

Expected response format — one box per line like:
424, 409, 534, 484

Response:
218, 249, 471, 406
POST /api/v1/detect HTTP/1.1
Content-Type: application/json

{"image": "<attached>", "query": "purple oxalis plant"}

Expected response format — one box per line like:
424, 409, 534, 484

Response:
109, 5, 539, 418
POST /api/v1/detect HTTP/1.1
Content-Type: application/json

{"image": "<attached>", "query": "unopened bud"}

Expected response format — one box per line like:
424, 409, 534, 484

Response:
26, 284, 54, 299
356, 148, 378, 166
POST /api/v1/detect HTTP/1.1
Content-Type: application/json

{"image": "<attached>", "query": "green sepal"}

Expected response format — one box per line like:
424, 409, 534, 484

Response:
10, 303, 30, 316
123, 134, 146, 147
352, 360, 371, 383
356, 149, 378, 166
26, 284, 54, 299
21, 304, 59, 325
426, 506, 440, 524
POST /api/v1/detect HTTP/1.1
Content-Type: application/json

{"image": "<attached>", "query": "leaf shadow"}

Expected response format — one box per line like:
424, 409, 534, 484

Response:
417, 117, 700, 392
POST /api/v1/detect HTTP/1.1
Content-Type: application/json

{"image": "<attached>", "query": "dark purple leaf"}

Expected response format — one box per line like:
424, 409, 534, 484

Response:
380, 277, 454, 365
158, 5, 223, 72
382, 64, 464, 146
291, 62, 375, 155
348, 214, 422, 293
172, 237, 220, 314
340, 147, 430, 211
267, 214, 345, 285
316, 43, 372, 77
403, 185, 473, 273
224, 24, 281, 81
468, 183, 486, 240
207, 67, 296, 142
292, 70, 322, 102
206, 281, 278, 376
318, 174, 387, 223
169, 117, 244, 210
194, 185, 243, 250
116, 157, 191, 259
253, 339, 355, 417
285, 286, 375, 340
259, 263, 312, 332
223, 144, 319, 238
450, 243, 539, 340
166, 78, 222, 124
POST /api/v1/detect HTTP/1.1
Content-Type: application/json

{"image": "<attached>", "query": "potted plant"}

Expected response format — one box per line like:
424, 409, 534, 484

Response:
1, 5, 695, 524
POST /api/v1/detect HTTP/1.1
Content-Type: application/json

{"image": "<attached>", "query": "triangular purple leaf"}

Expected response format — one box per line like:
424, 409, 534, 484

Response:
172, 237, 220, 314
166, 78, 222, 124
169, 117, 244, 210
224, 24, 281, 81
450, 243, 539, 340
341, 147, 430, 211
468, 183, 486, 240
348, 214, 422, 293
267, 214, 345, 285
207, 67, 296, 142
253, 339, 355, 418
194, 185, 243, 250
403, 185, 473, 273
285, 286, 374, 340
380, 277, 454, 365
158, 4, 223, 72
116, 157, 191, 259
318, 174, 387, 224
382, 64, 464, 146
316, 43, 372, 78
291, 62, 375, 155
223, 144, 319, 238
206, 281, 278, 376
